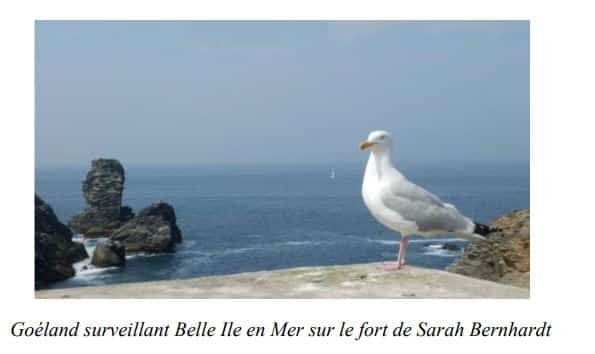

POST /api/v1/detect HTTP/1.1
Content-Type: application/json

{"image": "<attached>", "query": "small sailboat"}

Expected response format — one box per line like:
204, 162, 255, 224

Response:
330, 168, 336, 180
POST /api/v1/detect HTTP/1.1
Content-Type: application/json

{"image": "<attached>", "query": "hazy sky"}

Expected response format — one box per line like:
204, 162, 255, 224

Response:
35, 21, 528, 167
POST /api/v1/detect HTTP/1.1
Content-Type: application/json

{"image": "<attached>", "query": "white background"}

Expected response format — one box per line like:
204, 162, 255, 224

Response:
1, 0, 594, 352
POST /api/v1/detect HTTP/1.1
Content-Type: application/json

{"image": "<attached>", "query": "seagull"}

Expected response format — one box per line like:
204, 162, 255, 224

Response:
359, 130, 491, 270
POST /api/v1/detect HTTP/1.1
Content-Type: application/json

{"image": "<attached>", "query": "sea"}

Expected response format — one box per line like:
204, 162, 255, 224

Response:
35, 161, 529, 289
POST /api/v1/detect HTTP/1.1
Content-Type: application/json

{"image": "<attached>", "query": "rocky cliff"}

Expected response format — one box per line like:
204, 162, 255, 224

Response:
69, 159, 133, 237
35, 195, 88, 288
447, 209, 530, 288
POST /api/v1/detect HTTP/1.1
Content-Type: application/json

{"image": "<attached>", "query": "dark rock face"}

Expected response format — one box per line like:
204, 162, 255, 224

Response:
137, 202, 182, 243
447, 209, 530, 288
119, 206, 135, 223
35, 195, 88, 288
112, 202, 182, 252
69, 159, 128, 237
91, 239, 126, 267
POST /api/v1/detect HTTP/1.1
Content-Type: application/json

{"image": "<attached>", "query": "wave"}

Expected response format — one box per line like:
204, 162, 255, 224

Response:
72, 234, 85, 242
70, 263, 120, 283
422, 243, 461, 257
422, 249, 459, 257
77, 265, 119, 275
72, 258, 90, 273
361, 237, 466, 246
426, 244, 443, 249
283, 240, 323, 247
410, 237, 467, 244
220, 247, 260, 255
176, 239, 327, 259
125, 252, 173, 260
366, 239, 399, 245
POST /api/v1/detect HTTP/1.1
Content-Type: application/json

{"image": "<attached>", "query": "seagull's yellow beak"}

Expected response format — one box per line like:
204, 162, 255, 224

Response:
359, 141, 375, 150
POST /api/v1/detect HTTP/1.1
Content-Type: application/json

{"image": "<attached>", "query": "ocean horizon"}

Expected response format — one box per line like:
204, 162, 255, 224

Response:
35, 160, 529, 289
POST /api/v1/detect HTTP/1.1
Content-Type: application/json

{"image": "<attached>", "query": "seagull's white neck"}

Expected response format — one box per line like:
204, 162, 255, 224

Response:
367, 147, 393, 180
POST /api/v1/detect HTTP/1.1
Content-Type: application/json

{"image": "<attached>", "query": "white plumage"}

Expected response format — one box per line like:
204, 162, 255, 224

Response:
360, 130, 487, 269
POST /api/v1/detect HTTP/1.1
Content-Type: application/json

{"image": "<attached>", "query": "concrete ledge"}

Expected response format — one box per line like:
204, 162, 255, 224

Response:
35, 263, 529, 299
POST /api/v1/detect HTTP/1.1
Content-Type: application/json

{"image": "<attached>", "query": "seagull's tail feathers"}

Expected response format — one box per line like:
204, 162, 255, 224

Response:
473, 222, 492, 236
454, 222, 499, 243
450, 222, 494, 242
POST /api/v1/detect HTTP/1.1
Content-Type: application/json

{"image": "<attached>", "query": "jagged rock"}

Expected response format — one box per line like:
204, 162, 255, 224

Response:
111, 202, 182, 252
69, 159, 128, 237
136, 202, 182, 243
447, 209, 530, 288
91, 239, 126, 267
35, 195, 88, 288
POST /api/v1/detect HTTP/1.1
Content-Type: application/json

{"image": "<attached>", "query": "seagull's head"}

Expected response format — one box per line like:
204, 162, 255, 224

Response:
359, 130, 392, 152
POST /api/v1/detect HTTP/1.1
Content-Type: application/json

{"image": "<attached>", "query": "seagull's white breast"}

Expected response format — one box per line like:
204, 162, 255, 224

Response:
361, 154, 417, 235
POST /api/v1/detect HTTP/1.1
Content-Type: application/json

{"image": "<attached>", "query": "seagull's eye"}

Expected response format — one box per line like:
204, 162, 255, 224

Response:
379, 136, 385, 140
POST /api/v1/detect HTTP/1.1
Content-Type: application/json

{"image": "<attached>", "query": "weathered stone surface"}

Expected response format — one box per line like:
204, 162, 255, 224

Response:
447, 209, 530, 288
35, 195, 88, 288
111, 202, 182, 252
91, 239, 126, 267
82, 159, 125, 217
69, 159, 129, 237
35, 263, 529, 299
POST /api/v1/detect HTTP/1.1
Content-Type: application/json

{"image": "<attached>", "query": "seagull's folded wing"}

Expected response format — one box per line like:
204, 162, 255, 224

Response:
380, 177, 472, 233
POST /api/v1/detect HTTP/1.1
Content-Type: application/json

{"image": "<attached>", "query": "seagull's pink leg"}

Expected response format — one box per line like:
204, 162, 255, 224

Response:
382, 235, 408, 270
398, 236, 409, 268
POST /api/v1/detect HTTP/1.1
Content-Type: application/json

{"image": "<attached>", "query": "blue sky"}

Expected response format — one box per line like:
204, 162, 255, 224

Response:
35, 21, 528, 167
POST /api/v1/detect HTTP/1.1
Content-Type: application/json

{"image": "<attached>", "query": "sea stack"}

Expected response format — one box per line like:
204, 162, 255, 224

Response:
112, 202, 182, 253
69, 159, 133, 237
35, 195, 88, 288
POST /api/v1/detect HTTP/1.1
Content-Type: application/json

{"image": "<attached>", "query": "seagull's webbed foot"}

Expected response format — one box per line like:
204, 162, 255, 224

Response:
381, 261, 401, 271
381, 259, 406, 271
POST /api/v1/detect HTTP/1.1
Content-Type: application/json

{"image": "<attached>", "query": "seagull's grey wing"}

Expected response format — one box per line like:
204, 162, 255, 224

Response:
380, 176, 472, 233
